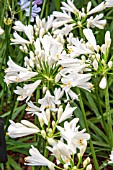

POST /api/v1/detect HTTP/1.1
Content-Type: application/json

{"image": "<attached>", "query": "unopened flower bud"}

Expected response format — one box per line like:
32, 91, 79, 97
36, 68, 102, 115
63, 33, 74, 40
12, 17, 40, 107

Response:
105, 31, 111, 49
87, 1, 92, 12
81, 55, 86, 62
96, 53, 100, 61
101, 44, 106, 54
86, 164, 92, 170
38, 117, 44, 127
99, 77, 107, 89
43, 86, 47, 94
80, 145, 86, 156
46, 108, 50, 122
47, 138, 56, 145
57, 106, 63, 121
48, 128, 52, 135
77, 21, 82, 26
72, 166, 77, 170
52, 121, 56, 128
19, 46, 24, 52
95, 45, 100, 53
41, 130, 46, 138
83, 157, 90, 167
30, 51, 34, 60
101, 59, 106, 66
93, 59, 98, 70
108, 61, 112, 69
55, 73, 61, 83
23, 44, 28, 53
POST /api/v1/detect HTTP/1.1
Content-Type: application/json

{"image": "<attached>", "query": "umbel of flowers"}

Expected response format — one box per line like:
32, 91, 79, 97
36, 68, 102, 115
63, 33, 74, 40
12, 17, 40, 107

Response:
5, 0, 113, 169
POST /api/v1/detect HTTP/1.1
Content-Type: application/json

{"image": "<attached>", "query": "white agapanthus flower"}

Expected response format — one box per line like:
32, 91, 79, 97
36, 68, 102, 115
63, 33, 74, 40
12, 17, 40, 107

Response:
47, 141, 72, 165
83, 28, 97, 50
58, 103, 76, 123
38, 90, 56, 111
4, 57, 38, 85
52, 11, 73, 29
25, 145, 55, 170
14, 80, 41, 102
54, 88, 64, 105
26, 101, 40, 114
57, 119, 90, 152
8, 120, 40, 138
88, 2, 106, 15
87, 14, 106, 29
99, 77, 107, 89
61, 0, 79, 14
68, 38, 93, 57
10, 32, 30, 45
13, 21, 25, 32
105, 0, 113, 7
61, 72, 92, 92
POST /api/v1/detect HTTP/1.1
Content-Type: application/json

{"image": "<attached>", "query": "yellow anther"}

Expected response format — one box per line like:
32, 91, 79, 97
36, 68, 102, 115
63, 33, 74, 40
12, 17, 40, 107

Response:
56, 54, 60, 59
68, 48, 74, 53
78, 138, 83, 146
67, 82, 71, 87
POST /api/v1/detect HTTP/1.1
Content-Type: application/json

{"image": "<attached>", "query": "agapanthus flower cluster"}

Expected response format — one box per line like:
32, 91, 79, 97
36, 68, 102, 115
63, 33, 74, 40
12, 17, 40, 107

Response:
18, 0, 43, 22
5, 0, 113, 169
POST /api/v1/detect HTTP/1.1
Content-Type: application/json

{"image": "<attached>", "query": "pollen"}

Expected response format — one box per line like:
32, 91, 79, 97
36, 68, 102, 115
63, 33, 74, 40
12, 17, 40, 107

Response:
68, 48, 74, 53
59, 66, 63, 71
78, 138, 83, 146
65, 158, 71, 163
15, 78, 19, 82
56, 54, 60, 59
90, 84, 94, 89
67, 82, 71, 87
26, 106, 30, 110
62, 84, 66, 88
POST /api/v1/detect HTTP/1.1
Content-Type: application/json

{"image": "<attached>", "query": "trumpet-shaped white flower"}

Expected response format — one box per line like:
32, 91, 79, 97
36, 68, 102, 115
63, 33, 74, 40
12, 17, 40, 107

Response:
24, 25, 34, 43
61, 0, 79, 14
38, 90, 56, 111
99, 77, 107, 89
53, 24, 75, 36
25, 145, 55, 170
4, 57, 38, 85
14, 80, 41, 102
13, 21, 25, 32
52, 11, 73, 28
61, 73, 92, 92
87, 14, 106, 29
11, 32, 30, 45
68, 38, 93, 57
8, 120, 40, 138
83, 29, 97, 50
26, 101, 40, 114
54, 88, 64, 105
105, 0, 113, 7
47, 141, 72, 165
58, 103, 76, 123
88, 2, 106, 15
57, 119, 90, 152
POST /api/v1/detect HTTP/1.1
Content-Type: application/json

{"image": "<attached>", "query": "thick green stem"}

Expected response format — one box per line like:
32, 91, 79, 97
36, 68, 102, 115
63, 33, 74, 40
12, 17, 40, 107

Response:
77, 88, 99, 170
105, 76, 113, 149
